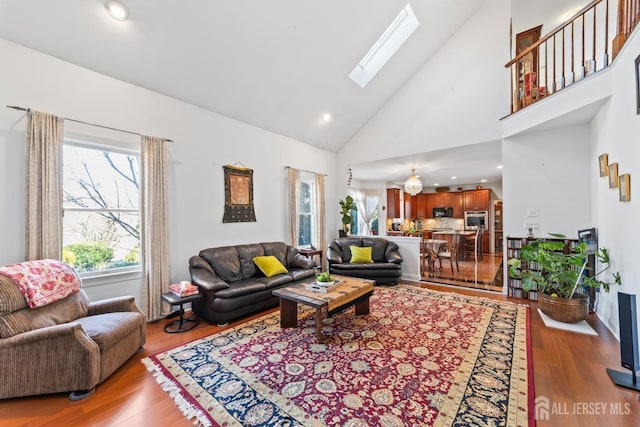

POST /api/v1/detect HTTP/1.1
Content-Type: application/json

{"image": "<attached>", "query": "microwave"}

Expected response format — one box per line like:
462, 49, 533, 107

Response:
464, 210, 488, 230
433, 207, 453, 218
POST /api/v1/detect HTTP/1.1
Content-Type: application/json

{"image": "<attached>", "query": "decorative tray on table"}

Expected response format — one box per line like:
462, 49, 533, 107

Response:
305, 279, 341, 293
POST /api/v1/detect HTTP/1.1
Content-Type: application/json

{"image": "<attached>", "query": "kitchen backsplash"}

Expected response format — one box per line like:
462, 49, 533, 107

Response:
403, 218, 464, 231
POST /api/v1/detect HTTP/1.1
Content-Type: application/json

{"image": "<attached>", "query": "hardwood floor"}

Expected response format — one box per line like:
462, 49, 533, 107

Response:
423, 252, 504, 292
1, 284, 639, 426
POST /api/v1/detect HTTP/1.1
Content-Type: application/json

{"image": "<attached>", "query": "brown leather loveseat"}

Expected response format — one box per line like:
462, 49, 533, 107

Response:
189, 242, 316, 325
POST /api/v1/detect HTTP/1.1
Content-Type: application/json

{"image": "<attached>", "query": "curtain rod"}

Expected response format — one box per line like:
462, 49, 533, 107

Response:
6, 105, 174, 142
284, 165, 327, 176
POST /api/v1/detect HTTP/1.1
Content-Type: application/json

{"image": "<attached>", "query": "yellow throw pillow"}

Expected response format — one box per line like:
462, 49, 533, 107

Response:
350, 246, 373, 264
253, 255, 288, 277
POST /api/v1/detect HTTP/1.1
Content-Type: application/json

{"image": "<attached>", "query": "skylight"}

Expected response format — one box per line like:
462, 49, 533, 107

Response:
349, 4, 420, 88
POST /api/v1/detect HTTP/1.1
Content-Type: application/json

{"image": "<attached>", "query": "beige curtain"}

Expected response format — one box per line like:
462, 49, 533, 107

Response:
315, 173, 327, 269
141, 136, 170, 320
287, 167, 300, 246
25, 111, 64, 260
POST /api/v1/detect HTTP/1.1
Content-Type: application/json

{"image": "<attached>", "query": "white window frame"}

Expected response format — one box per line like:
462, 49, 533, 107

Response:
62, 137, 142, 282
298, 173, 317, 248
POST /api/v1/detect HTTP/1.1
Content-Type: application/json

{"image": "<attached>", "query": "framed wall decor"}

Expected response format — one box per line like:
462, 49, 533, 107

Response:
598, 153, 609, 177
608, 163, 619, 188
222, 164, 256, 223
636, 53, 640, 114
619, 174, 631, 202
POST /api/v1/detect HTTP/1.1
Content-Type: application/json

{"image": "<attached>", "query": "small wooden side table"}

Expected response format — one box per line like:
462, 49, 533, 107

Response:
160, 292, 202, 333
298, 248, 323, 269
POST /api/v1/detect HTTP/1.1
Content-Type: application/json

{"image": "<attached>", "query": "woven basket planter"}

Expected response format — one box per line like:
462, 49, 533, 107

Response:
538, 292, 589, 323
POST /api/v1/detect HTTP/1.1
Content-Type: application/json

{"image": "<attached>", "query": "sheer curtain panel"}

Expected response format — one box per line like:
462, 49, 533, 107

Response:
25, 111, 64, 260
352, 189, 380, 235
141, 136, 170, 320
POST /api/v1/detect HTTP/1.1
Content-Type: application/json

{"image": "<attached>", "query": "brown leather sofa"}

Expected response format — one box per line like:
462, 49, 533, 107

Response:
189, 242, 316, 324
0, 274, 146, 400
327, 237, 403, 284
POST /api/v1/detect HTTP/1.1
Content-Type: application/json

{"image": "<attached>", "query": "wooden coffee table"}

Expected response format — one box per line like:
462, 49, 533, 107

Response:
272, 275, 374, 341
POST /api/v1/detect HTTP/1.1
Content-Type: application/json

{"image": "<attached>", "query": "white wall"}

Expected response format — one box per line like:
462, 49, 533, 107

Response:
338, 0, 511, 177
384, 236, 421, 281
502, 125, 592, 238
511, 0, 591, 35
0, 38, 338, 304
590, 27, 640, 338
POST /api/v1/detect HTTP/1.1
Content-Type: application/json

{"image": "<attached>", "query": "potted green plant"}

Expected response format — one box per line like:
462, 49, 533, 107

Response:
338, 195, 357, 237
507, 233, 621, 323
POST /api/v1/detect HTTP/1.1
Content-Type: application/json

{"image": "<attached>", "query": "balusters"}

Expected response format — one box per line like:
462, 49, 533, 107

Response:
505, 0, 631, 113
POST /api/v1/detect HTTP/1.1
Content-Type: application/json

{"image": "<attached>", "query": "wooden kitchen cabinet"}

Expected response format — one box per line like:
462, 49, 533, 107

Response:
416, 193, 428, 219
403, 192, 414, 219
451, 192, 464, 218
386, 188, 401, 218
476, 190, 490, 210
463, 189, 490, 211
420, 192, 462, 218
463, 191, 476, 210
431, 192, 451, 208
483, 232, 490, 254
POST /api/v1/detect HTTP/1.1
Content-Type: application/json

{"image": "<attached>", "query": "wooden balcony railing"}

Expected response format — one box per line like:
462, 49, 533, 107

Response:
506, 0, 639, 113
613, 0, 640, 54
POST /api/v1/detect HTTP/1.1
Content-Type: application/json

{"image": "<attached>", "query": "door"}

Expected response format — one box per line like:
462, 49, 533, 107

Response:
515, 25, 542, 109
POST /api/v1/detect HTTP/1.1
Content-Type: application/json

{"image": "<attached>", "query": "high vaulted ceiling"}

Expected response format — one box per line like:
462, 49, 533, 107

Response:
0, 1, 591, 188
0, 0, 485, 153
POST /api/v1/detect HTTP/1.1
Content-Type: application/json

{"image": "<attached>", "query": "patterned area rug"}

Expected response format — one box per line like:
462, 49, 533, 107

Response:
143, 285, 533, 426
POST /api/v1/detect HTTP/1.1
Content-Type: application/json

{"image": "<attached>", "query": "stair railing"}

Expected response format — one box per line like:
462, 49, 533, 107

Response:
613, 0, 640, 55
506, 0, 621, 113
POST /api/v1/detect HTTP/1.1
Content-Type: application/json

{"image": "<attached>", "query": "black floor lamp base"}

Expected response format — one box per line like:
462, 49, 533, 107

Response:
606, 368, 640, 392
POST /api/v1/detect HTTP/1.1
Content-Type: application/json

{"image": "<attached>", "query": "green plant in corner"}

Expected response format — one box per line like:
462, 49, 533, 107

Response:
507, 233, 621, 299
339, 195, 357, 235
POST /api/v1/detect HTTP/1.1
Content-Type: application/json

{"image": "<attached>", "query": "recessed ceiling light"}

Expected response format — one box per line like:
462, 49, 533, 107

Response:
451, 176, 457, 180
480, 179, 487, 183
321, 112, 333, 122
105, 0, 130, 21
497, 165, 503, 169
434, 183, 439, 186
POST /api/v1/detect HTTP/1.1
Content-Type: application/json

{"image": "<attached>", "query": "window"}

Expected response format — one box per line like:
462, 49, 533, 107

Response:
62, 139, 141, 275
351, 208, 359, 235
298, 174, 316, 247
348, 3, 420, 88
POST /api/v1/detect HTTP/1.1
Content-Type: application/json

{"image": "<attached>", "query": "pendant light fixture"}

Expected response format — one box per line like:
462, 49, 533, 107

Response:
404, 168, 423, 195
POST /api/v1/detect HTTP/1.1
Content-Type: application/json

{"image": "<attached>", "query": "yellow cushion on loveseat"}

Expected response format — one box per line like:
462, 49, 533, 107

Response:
253, 256, 288, 277
350, 246, 374, 264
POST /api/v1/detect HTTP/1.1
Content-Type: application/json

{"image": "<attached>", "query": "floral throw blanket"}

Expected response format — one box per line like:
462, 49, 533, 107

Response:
0, 259, 81, 308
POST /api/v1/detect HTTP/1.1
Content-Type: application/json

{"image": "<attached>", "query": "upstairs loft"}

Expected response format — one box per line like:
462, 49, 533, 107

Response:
503, 0, 639, 135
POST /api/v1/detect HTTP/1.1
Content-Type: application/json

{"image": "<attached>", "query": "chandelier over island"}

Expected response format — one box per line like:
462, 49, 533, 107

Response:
404, 168, 423, 195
